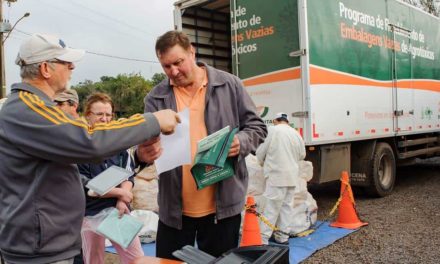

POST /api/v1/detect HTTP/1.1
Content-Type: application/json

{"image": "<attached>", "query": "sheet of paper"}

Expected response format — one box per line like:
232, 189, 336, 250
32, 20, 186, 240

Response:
155, 108, 191, 174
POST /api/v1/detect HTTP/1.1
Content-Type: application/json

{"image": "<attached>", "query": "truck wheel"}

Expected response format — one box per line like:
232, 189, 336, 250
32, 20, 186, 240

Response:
366, 142, 396, 197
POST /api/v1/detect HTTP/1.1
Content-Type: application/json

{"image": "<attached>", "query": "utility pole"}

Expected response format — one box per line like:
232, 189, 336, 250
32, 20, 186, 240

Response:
0, 0, 5, 98
0, 0, 28, 99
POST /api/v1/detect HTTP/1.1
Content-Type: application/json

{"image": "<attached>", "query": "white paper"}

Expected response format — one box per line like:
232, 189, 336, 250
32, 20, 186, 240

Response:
154, 108, 191, 174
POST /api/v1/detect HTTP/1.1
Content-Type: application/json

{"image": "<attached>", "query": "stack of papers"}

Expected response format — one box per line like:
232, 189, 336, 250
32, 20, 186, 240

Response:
85, 165, 133, 196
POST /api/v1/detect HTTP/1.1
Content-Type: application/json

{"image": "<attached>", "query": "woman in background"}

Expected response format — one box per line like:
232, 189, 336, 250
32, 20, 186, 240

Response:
79, 92, 143, 264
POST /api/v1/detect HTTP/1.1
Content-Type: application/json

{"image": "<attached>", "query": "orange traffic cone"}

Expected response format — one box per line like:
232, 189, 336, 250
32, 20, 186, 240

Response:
240, 196, 262, 247
330, 171, 368, 229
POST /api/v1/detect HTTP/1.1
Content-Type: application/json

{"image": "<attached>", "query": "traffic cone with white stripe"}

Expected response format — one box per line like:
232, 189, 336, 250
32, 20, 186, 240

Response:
330, 171, 368, 229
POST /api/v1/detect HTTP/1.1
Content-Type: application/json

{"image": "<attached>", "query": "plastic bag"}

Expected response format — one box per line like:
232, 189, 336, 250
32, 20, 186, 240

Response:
132, 177, 159, 212
298, 160, 313, 182
130, 210, 159, 243
288, 172, 318, 235
82, 207, 143, 249
82, 207, 114, 232
245, 154, 266, 196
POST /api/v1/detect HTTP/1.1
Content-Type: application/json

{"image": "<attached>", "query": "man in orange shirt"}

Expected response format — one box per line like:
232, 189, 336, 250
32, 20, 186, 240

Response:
136, 31, 267, 259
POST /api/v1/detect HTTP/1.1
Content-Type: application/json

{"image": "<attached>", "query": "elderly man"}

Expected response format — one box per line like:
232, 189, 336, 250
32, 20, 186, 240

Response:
0, 33, 180, 264
256, 112, 306, 245
54, 89, 80, 118
136, 30, 267, 259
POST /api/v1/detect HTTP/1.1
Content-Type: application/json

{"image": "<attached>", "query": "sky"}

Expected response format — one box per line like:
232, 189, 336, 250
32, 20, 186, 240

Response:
3, 0, 177, 94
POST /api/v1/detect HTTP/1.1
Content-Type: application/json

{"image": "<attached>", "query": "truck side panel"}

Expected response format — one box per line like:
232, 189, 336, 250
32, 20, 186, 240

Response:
307, 0, 440, 144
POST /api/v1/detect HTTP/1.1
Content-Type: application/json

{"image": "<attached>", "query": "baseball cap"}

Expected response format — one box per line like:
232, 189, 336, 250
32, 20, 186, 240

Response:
54, 89, 79, 104
274, 112, 289, 122
15, 33, 85, 66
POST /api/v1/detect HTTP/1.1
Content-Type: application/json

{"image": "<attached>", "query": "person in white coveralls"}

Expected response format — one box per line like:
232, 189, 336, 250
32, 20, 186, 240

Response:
256, 112, 306, 244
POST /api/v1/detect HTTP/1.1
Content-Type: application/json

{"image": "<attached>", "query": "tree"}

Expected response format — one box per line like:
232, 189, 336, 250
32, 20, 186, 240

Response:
151, 72, 167, 86
403, 0, 440, 16
72, 73, 157, 117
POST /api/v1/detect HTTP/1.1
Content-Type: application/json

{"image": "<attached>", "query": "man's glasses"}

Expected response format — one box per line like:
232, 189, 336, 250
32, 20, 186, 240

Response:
46, 59, 72, 66
90, 112, 113, 118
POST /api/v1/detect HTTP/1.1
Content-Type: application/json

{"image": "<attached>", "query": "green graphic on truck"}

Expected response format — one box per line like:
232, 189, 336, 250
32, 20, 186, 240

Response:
231, 0, 300, 79
308, 0, 439, 81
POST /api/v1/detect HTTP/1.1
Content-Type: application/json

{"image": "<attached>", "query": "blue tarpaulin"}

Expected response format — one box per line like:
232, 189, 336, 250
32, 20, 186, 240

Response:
106, 221, 358, 263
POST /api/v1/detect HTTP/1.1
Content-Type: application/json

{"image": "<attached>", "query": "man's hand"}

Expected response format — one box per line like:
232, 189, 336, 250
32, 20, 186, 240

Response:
153, 109, 181, 135
228, 135, 240, 157
116, 200, 130, 217
137, 137, 162, 164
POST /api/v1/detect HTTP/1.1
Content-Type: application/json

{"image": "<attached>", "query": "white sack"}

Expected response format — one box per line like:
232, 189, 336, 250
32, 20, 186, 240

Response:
130, 210, 159, 243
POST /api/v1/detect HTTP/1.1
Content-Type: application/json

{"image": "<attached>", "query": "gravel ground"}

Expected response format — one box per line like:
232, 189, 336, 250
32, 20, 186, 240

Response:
304, 157, 440, 264
104, 157, 439, 264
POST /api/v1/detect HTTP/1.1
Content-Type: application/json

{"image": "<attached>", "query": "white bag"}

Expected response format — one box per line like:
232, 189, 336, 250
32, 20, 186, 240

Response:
298, 160, 313, 182
289, 175, 318, 236
130, 210, 159, 243
289, 186, 318, 235
245, 154, 266, 196
132, 177, 159, 212
288, 161, 318, 235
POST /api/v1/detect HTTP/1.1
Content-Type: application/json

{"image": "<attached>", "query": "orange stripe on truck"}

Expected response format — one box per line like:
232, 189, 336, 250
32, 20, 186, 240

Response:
310, 66, 440, 92
243, 68, 300, 87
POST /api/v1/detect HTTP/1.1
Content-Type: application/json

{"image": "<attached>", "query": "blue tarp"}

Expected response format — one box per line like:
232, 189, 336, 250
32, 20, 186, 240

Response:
287, 221, 357, 263
106, 221, 358, 263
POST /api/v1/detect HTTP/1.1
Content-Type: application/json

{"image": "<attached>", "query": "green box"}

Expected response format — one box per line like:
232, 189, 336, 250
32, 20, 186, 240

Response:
191, 127, 238, 189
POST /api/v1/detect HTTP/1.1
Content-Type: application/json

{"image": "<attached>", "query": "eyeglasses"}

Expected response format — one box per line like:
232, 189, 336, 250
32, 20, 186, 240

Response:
46, 59, 73, 67
90, 112, 113, 118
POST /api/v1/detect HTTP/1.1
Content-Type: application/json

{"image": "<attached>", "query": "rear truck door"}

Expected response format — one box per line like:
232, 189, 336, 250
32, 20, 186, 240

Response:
388, 1, 415, 133
231, 0, 305, 136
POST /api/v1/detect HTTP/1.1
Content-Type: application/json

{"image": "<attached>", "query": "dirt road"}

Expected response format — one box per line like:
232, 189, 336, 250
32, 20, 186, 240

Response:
304, 158, 440, 263
103, 158, 439, 264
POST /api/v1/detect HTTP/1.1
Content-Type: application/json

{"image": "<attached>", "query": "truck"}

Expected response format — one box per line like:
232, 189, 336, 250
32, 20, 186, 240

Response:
173, 0, 440, 197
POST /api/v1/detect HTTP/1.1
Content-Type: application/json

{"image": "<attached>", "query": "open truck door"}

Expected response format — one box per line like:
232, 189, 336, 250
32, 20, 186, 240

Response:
230, 0, 306, 135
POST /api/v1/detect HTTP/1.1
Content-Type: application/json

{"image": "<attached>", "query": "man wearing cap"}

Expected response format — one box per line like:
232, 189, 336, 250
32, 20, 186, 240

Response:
54, 89, 80, 118
0, 33, 180, 264
256, 112, 306, 245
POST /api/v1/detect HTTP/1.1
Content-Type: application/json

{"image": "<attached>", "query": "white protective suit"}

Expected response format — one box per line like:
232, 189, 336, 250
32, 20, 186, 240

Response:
256, 123, 306, 244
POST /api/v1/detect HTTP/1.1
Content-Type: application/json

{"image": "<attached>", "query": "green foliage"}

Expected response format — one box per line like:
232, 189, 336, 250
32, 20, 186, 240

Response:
151, 73, 167, 86
403, 0, 439, 16
72, 73, 162, 118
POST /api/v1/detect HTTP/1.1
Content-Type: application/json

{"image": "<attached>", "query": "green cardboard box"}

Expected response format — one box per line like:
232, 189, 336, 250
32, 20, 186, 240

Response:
191, 127, 238, 189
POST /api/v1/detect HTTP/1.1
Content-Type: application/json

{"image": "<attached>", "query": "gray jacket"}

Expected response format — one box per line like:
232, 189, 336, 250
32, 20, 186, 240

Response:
0, 83, 160, 264
144, 63, 267, 229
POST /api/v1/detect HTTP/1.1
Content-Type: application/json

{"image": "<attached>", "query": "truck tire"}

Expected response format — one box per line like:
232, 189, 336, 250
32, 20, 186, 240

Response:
366, 142, 396, 197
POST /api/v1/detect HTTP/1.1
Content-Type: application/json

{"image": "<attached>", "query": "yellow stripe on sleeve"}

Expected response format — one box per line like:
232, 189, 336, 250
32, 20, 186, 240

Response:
19, 91, 147, 134
19, 92, 61, 125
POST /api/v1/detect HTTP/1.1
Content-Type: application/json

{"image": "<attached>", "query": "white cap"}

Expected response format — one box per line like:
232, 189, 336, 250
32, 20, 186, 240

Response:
15, 33, 85, 66
274, 112, 289, 122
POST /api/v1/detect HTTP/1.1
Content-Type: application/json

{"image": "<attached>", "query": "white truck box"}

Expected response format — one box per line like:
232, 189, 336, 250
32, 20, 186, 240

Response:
174, 0, 440, 196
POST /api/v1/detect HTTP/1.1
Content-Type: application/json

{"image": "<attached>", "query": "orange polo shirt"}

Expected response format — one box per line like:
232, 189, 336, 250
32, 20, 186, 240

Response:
173, 70, 216, 217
